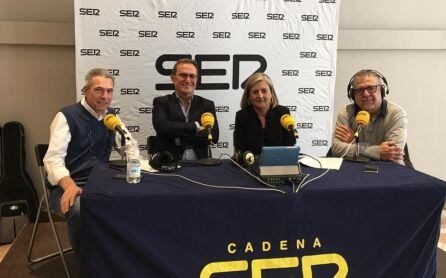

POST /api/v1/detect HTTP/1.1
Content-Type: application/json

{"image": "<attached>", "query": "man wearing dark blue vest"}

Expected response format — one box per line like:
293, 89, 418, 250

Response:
43, 68, 129, 261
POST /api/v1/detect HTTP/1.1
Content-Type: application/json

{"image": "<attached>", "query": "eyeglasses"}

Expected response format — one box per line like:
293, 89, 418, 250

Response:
174, 73, 198, 80
353, 85, 380, 96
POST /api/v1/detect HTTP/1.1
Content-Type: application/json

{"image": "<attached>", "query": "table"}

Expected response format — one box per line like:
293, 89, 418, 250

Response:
80, 160, 446, 277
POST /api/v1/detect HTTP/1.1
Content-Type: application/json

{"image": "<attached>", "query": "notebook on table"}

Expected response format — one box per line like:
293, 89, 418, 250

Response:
258, 146, 301, 184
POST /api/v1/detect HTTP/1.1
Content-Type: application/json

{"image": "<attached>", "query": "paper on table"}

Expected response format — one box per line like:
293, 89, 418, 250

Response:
140, 159, 159, 172
298, 156, 343, 170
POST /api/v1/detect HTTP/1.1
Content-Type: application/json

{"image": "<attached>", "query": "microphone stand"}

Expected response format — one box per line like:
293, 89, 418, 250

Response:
352, 132, 370, 163
197, 138, 221, 166
109, 131, 127, 167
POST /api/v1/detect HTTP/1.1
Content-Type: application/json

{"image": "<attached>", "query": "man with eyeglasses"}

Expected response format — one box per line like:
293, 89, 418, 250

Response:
152, 58, 219, 161
330, 69, 408, 164
43, 68, 131, 263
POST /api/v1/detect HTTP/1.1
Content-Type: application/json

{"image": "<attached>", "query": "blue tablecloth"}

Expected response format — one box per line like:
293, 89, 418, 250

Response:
80, 160, 446, 278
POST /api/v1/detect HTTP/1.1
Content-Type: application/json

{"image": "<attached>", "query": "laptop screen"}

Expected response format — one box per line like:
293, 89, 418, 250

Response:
260, 146, 300, 167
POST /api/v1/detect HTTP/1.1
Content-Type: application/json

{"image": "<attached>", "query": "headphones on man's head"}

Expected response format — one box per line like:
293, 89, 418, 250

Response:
149, 151, 178, 172
347, 69, 389, 101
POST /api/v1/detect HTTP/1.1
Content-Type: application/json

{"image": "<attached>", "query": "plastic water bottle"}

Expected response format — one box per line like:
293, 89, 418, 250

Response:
126, 139, 141, 184
126, 158, 141, 184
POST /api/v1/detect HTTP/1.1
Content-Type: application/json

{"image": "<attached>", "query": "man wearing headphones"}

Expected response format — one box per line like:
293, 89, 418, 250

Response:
152, 58, 219, 161
331, 69, 408, 164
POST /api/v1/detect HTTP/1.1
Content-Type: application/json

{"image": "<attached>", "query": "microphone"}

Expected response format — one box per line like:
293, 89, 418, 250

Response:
354, 111, 371, 140
200, 112, 215, 141
197, 112, 220, 166
103, 114, 130, 141
280, 114, 299, 138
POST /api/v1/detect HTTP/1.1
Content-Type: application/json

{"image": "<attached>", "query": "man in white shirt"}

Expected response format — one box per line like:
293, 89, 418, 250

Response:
44, 68, 129, 260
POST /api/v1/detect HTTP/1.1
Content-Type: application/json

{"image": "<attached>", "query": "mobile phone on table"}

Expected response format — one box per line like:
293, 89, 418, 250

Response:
363, 164, 379, 174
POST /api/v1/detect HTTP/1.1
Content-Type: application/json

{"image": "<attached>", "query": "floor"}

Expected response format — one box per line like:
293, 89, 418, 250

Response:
0, 244, 10, 263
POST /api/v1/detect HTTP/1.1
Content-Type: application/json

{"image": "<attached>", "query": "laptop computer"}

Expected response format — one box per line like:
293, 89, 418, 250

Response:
258, 146, 301, 183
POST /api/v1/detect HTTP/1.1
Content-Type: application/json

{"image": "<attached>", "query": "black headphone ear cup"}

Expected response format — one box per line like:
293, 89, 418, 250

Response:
347, 77, 355, 101
349, 88, 354, 100
150, 151, 177, 172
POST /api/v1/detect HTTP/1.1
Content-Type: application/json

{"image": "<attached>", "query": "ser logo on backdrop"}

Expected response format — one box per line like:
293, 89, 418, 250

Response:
283, 33, 300, 40
196, 12, 214, 19
119, 10, 139, 17
296, 122, 314, 129
298, 88, 316, 94
120, 50, 140, 56
121, 88, 140, 95
127, 126, 141, 133
248, 32, 266, 39
285, 106, 297, 112
317, 34, 334, 40
138, 107, 153, 114
155, 54, 267, 90
215, 106, 230, 113
300, 52, 317, 58
301, 15, 319, 21
80, 49, 100, 56
109, 107, 121, 114
267, 13, 285, 20
99, 30, 119, 37
313, 106, 330, 112
79, 8, 100, 16
232, 13, 250, 19
213, 32, 231, 39
315, 70, 332, 77
158, 11, 178, 18
108, 69, 120, 76
176, 31, 195, 38
211, 142, 229, 149
139, 30, 158, 38
282, 70, 299, 76
312, 139, 329, 146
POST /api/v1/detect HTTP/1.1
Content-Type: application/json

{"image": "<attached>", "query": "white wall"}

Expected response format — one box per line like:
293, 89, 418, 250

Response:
0, 0, 445, 199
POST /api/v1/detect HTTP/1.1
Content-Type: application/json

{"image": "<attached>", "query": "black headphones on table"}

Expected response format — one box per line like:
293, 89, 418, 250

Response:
347, 69, 389, 101
149, 151, 178, 172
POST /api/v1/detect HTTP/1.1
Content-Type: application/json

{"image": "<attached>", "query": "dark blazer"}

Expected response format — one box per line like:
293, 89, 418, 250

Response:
234, 105, 296, 155
152, 92, 219, 160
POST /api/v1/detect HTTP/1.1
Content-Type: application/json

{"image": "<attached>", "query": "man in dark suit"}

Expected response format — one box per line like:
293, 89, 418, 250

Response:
152, 58, 219, 161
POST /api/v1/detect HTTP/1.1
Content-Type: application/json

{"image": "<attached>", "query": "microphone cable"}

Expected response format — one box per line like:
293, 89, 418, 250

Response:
295, 154, 329, 193
141, 170, 285, 194
211, 143, 286, 193
340, 138, 356, 159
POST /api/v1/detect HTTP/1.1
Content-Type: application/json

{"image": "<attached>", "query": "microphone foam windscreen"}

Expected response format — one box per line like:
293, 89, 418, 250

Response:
103, 114, 121, 131
201, 112, 215, 128
280, 114, 295, 130
355, 111, 371, 126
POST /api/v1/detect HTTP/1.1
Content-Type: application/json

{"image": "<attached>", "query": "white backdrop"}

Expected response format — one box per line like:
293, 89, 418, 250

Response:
74, 0, 340, 158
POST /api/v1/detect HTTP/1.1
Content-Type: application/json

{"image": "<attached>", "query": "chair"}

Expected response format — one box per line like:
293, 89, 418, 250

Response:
27, 144, 72, 278
147, 135, 159, 162
403, 144, 414, 169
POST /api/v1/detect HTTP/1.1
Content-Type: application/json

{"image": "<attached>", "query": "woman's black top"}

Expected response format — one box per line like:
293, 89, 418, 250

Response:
234, 105, 296, 155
